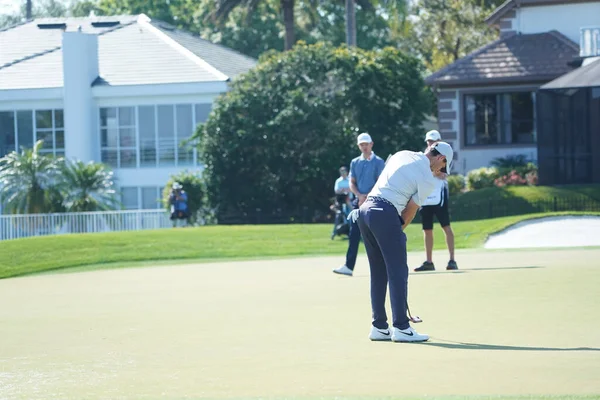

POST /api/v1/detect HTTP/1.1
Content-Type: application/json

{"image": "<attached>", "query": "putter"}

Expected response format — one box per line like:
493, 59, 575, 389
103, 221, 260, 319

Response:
407, 303, 422, 323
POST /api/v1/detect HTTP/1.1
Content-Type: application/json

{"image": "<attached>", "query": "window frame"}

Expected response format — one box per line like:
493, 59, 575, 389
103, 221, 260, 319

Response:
461, 88, 538, 148
0, 109, 65, 158
99, 103, 211, 169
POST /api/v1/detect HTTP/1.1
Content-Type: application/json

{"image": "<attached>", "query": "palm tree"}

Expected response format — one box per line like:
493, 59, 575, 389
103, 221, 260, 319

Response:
0, 140, 62, 214
26, 0, 32, 20
213, 0, 297, 50
59, 160, 119, 212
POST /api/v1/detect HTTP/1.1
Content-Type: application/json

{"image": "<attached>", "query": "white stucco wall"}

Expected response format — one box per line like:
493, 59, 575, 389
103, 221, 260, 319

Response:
518, 3, 600, 43
63, 32, 98, 163
458, 146, 537, 174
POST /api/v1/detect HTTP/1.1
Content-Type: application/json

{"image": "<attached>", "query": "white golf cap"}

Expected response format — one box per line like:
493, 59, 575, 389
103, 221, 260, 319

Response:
431, 141, 453, 173
357, 133, 372, 144
425, 130, 442, 142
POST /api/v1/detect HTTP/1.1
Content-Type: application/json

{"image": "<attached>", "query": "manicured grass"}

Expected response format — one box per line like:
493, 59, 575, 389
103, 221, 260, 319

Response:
453, 184, 600, 205
2, 248, 599, 398
1, 212, 599, 279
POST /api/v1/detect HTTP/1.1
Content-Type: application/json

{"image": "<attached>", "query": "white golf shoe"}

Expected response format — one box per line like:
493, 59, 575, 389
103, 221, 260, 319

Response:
333, 265, 353, 276
369, 326, 392, 341
392, 326, 429, 342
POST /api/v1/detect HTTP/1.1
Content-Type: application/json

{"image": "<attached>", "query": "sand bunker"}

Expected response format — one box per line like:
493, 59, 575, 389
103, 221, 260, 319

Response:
485, 215, 600, 249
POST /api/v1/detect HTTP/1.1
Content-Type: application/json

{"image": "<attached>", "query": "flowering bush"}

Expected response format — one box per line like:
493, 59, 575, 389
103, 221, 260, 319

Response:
525, 170, 538, 185
466, 167, 501, 190
494, 170, 532, 187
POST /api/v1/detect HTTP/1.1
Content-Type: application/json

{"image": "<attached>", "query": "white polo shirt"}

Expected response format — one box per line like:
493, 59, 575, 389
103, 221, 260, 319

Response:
368, 151, 437, 215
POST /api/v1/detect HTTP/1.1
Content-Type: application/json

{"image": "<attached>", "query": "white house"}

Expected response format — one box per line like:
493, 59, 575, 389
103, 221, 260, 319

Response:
425, 0, 600, 175
0, 14, 256, 209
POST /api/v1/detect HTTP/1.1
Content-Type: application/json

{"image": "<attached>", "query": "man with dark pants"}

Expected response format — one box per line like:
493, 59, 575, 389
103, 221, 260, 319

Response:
355, 142, 453, 342
333, 133, 385, 277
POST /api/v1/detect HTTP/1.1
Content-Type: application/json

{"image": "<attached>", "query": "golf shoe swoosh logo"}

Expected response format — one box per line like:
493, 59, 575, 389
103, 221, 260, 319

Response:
399, 330, 413, 336
377, 330, 390, 335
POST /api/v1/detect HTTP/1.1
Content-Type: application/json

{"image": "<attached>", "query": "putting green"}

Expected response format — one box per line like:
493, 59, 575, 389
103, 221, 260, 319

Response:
0, 248, 599, 399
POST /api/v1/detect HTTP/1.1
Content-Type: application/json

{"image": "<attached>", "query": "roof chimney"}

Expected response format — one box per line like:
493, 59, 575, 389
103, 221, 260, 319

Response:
62, 31, 99, 162
580, 26, 600, 58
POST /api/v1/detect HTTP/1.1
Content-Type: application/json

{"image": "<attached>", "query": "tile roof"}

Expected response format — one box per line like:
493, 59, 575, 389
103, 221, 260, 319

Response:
148, 20, 257, 80
0, 15, 257, 91
425, 31, 579, 87
541, 57, 600, 89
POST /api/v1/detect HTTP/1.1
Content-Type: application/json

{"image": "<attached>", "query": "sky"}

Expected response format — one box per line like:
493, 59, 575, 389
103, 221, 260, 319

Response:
0, 0, 73, 16
0, 0, 21, 15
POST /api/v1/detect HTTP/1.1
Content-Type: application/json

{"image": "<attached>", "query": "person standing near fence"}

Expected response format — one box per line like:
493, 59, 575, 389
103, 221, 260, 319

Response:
355, 142, 453, 342
415, 131, 457, 271
333, 133, 385, 276
169, 182, 189, 228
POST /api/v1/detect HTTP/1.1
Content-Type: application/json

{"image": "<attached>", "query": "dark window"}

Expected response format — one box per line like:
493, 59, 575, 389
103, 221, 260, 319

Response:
0, 111, 15, 157
464, 92, 536, 146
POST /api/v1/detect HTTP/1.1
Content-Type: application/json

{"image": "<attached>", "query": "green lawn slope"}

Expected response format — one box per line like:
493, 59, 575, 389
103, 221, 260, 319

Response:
1, 212, 599, 279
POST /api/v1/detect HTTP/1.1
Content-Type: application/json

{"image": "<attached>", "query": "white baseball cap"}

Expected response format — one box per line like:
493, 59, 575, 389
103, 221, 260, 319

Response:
425, 130, 442, 142
430, 141, 453, 173
357, 133, 372, 144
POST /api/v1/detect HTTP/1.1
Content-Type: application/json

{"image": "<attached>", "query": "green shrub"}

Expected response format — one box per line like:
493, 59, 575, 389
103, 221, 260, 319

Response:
491, 155, 537, 176
195, 42, 432, 219
466, 167, 501, 191
447, 174, 465, 195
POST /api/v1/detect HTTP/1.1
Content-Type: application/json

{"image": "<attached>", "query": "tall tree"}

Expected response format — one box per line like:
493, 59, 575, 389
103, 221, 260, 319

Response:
212, 0, 297, 50
406, 0, 497, 72
195, 43, 431, 219
345, 0, 356, 46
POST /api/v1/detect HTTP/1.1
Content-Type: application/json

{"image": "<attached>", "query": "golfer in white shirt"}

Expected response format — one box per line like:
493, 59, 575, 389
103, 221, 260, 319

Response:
356, 142, 453, 342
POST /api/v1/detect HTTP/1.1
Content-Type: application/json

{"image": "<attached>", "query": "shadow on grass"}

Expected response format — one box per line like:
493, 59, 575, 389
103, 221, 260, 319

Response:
406, 266, 544, 275
423, 340, 600, 352
462, 265, 544, 272
349, 266, 544, 279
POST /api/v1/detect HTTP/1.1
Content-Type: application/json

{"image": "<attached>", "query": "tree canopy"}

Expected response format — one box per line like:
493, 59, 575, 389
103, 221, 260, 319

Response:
195, 42, 431, 219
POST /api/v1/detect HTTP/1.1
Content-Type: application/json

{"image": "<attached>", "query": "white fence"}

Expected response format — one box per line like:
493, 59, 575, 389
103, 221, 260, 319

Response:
0, 210, 172, 241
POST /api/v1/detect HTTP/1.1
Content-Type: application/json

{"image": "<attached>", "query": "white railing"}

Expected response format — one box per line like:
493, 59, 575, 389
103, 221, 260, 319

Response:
0, 209, 172, 241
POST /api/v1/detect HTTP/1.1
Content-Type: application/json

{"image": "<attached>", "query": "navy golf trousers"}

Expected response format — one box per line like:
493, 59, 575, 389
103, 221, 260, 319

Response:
357, 197, 410, 330
345, 199, 361, 270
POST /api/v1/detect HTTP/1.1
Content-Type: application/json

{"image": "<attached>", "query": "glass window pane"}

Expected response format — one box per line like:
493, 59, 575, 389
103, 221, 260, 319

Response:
119, 107, 135, 126
176, 104, 193, 140
16, 110, 33, 149
176, 104, 193, 165
100, 108, 117, 127
55, 109, 64, 128
120, 149, 136, 168
36, 110, 52, 129
101, 128, 118, 147
37, 130, 54, 149
121, 187, 138, 209
140, 146, 157, 167
0, 111, 15, 157
195, 103, 211, 124
55, 129, 64, 149
157, 105, 175, 166
139, 106, 156, 166
101, 149, 118, 167
120, 127, 136, 147
142, 187, 160, 209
